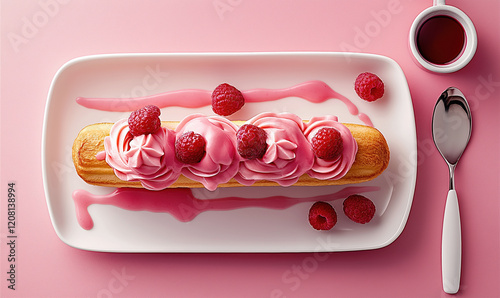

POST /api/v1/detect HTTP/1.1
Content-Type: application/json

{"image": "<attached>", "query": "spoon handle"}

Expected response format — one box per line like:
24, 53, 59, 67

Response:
442, 189, 462, 294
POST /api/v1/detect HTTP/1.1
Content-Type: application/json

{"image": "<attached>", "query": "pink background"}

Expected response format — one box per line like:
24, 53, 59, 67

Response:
1, 0, 499, 297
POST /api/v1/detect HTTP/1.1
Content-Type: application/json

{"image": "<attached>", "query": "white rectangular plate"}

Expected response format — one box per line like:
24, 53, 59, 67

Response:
42, 52, 416, 252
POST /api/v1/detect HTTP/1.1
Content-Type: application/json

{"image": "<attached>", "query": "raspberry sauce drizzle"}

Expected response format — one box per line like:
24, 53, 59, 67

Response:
76, 80, 373, 126
73, 186, 379, 230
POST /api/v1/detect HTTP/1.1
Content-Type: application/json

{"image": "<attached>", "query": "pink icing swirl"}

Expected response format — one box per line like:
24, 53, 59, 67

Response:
235, 113, 314, 186
103, 119, 181, 190
174, 114, 240, 191
304, 116, 358, 180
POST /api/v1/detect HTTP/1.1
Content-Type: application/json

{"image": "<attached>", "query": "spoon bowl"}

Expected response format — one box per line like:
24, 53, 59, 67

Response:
433, 88, 472, 166
432, 87, 472, 294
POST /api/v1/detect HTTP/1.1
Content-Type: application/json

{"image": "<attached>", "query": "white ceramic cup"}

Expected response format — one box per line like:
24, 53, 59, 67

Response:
409, 0, 477, 73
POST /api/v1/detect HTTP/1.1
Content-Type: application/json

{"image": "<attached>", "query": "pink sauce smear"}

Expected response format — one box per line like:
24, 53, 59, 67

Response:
73, 186, 378, 230
76, 80, 373, 126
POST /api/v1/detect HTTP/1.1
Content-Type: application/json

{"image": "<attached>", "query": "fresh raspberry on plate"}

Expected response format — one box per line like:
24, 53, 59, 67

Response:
354, 72, 384, 102
236, 124, 268, 159
128, 105, 162, 136
308, 201, 337, 230
212, 83, 245, 116
175, 131, 207, 164
343, 195, 376, 224
311, 127, 343, 161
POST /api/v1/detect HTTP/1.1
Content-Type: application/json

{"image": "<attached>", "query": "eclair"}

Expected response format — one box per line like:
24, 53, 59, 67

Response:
72, 113, 389, 191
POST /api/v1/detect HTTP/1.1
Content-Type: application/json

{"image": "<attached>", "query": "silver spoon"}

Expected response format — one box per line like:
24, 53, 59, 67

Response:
432, 87, 472, 294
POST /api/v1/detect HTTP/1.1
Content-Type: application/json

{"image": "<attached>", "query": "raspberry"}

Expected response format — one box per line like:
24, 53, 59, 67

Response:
128, 105, 161, 136
354, 72, 384, 102
308, 201, 337, 230
311, 127, 343, 161
212, 83, 245, 116
236, 124, 268, 159
343, 195, 376, 224
175, 131, 206, 164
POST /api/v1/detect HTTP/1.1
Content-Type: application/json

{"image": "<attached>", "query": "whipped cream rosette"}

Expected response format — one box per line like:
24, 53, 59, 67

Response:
174, 114, 241, 191
103, 119, 181, 190
304, 115, 358, 180
235, 112, 315, 186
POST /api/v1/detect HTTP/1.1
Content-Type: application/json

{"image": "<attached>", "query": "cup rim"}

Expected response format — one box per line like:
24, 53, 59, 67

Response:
409, 5, 477, 73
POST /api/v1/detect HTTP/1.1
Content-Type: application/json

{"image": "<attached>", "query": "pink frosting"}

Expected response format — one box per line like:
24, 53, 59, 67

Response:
235, 113, 315, 186
174, 114, 241, 191
304, 116, 358, 180
103, 119, 181, 190
101, 113, 359, 191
